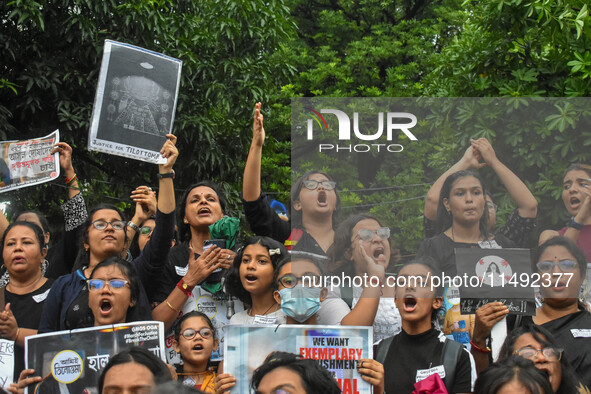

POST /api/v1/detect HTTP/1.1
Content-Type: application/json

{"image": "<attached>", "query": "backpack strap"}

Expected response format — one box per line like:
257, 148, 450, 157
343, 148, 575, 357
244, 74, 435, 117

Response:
375, 336, 394, 365
284, 228, 304, 250
440, 338, 463, 391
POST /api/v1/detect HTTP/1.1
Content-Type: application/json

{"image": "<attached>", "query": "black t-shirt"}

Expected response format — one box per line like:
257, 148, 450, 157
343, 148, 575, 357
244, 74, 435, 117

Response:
5, 279, 54, 380
378, 328, 473, 393
64, 285, 92, 330
153, 242, 190, 304
509, 311, 591, 388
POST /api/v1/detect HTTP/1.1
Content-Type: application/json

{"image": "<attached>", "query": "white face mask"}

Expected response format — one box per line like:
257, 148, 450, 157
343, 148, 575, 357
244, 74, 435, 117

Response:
279, 285, 322, 323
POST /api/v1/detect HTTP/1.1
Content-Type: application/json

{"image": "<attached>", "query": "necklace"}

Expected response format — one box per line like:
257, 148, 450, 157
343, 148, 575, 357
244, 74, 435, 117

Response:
249, 302, 278, 317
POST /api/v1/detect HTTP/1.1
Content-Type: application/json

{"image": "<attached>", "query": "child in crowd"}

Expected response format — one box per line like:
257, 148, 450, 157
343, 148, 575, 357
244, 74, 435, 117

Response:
214, 253, 343, 393
273, 253, 331, 325
369, 256, 476, 394
173, 311, 218, 392
88, 257, 143, 326
224, 236, 287, 325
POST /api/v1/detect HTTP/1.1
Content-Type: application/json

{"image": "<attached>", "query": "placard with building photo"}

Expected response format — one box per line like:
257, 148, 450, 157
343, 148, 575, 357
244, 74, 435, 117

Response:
88, 40, 182, 164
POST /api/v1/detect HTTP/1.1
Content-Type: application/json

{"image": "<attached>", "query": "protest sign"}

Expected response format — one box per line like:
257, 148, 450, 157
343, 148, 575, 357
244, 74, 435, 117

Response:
0, 339, 14, 391
24, 321, 164, 394
88, 40, 182, 164
0, 130, 59, 193
224, 325, 372, 394
455, 248, 535, 315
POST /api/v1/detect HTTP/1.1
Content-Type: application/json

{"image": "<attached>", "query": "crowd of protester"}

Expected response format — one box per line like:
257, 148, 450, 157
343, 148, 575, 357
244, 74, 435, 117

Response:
2, 102, 591, 393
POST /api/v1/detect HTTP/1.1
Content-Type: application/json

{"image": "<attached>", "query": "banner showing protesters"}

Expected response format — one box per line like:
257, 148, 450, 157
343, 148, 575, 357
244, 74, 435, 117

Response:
225, 325, 372, 394
455, 248, 535, 315
24, 321, 164, 394
88, 40, 182, 164
0, 130, 59, 193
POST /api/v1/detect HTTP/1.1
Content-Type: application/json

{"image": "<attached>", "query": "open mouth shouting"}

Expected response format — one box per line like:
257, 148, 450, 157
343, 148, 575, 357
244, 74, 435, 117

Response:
317, 190, 328, 207
403, 295, 417, 313
198, 206, 212, 217
100, 299, 113, 315
244, 274, 258, 284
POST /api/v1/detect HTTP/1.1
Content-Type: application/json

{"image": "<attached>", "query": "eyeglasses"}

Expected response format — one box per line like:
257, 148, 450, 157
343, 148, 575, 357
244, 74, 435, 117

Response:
180, 327, 214, 340
515, 346, 563, 361
277, 273, 322, 288
302, 180, 336, 191
536, 260, 578, 272
139, 225, 153, 236
486, 202, 497, 212
355, 227, 390, 242
91, 220, 125, 231
87, 279, 129, 291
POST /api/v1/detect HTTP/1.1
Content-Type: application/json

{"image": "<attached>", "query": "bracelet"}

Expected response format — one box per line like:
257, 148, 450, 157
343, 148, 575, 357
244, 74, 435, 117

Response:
65, 174, 77, 185
166, 301, 180, 313
127, 221, 140, 232
14, 327, 20, 342
470, 340, 491, 353
177, 279, 194, 297
157, 170, 175, 179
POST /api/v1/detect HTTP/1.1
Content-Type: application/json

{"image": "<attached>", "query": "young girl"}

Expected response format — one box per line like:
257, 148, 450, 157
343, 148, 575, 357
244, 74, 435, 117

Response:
173, 311, 218, 392
224, 236, 288, 325
364, 257, 475, 394
87, 256, 144, 326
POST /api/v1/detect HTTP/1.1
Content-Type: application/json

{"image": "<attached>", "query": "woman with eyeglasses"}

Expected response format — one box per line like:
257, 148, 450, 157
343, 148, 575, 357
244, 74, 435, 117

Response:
243, 103, 339, 257
38, 135, 178, 333
172, 311, 218, 392
472, 237, 591, 389
0, 221, 54, 380
87, 257, 144, 326
495, 323, 585, 394
423, 138, 537, 248
329, 213, 400, 342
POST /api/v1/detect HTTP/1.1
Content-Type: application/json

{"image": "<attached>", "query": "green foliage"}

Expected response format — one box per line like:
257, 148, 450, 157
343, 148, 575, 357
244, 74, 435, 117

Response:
0, 0, 295, 225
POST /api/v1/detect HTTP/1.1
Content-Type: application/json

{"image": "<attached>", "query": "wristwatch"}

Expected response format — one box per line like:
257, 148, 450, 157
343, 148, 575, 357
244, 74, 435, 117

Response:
157, 170, 175, 179
127, 221, 140, 232
568, 217, 585, 230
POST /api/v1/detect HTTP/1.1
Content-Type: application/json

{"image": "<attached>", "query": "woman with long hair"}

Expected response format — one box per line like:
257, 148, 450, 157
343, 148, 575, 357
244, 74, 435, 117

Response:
329, 213, 401, 342
418, 169, 515, 275
242, 102, 339, 256
38, 135, 178, 332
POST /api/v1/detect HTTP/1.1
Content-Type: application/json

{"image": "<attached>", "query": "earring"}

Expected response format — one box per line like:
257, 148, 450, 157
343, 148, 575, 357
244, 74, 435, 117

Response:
183, 217, 189, 224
